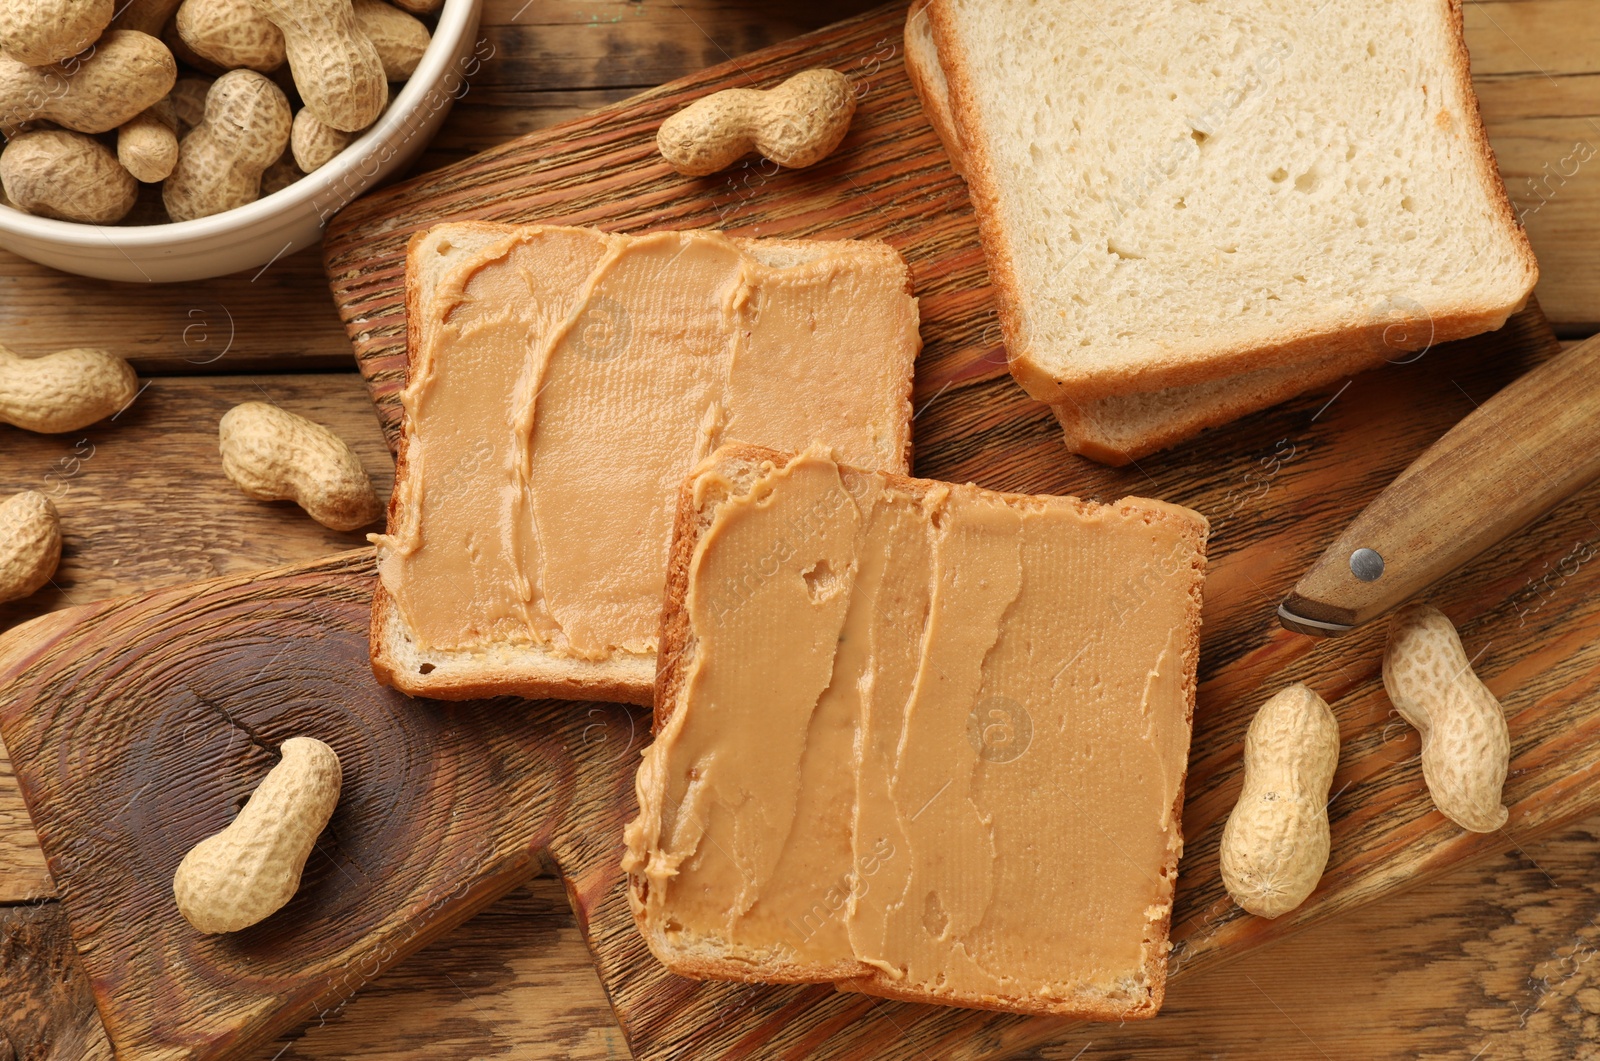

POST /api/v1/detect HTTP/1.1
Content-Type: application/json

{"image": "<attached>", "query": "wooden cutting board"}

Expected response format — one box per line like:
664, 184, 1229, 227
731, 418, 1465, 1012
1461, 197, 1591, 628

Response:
0, 555, 647, 1061
8, 2, 1600, 1060
10, 305, 1600, 1061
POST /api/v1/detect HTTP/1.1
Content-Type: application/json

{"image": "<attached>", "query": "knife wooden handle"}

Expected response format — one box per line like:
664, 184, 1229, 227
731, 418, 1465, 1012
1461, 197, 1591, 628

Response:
1282, 332, 1600, 632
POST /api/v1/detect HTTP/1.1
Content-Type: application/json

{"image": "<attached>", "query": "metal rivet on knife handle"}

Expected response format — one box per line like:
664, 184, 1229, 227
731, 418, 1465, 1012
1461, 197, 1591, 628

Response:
1349, 548, 1385, 582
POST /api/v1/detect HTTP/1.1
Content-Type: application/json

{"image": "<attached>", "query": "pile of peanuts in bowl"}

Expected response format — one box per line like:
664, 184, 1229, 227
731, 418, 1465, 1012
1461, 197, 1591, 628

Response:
0, 0, 438, 226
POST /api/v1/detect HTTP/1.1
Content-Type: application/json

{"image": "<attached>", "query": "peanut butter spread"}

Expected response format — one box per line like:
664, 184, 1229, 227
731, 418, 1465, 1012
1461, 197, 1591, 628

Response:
373, 226, 920, 679
624, 447, 1208, 1013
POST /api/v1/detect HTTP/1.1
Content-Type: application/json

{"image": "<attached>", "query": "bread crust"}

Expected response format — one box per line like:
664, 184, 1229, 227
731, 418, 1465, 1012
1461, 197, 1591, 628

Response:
636, 442, 1207, 1019
1055, 295, 1549, 464
922, 0, 1538, 404
903, 0, 966, 180
369, 582, 656, 703
651, 460, 707, 731
1053, 346, 1384, 465
1438, 0, 1541, 308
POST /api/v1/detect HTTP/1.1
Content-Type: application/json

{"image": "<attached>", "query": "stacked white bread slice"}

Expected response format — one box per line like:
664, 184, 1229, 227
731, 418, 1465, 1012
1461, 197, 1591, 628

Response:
625, 444, 1209, 1018
370, 223, 921, 703
906, 0, 1538, 464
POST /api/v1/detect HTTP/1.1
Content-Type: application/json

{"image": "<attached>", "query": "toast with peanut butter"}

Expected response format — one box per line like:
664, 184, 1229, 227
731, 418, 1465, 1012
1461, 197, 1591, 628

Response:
623, 443, 1208, 1019
370, 223, 921, 703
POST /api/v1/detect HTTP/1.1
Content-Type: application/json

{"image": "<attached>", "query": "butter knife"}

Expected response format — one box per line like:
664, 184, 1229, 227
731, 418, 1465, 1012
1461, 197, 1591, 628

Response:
1279, 331, 1600, 637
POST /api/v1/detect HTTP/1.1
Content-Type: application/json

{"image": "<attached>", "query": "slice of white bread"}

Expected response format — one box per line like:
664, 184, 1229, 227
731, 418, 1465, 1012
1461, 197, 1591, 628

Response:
1047, 350, 1364, 465
906, 4, 1395, 464
370, 223, 920, 703
915, 0, 1537, 406
624, 443, 1208, 1018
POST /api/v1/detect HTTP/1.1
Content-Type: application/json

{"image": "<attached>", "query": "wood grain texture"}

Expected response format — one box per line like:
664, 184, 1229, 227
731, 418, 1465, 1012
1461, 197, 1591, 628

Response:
1467, 0, 1600, 331
246, 822, 1600, 1060
298, 3, 1600, 1057
0, 736, 52, 903
1284, 332, 1600, 629
0, 552, 648, 1061
9, 451, 1600, 1061
262, 878, 630, 1060
0, 374, 394, 635
1032, 819, 1600, 1060
324, 3, 1600, 457
0, 250, 356, 375
0, 0, 1589, 376
2, 352, 1587, 1057
2, 1, 1600, 1059
8, 304, 1600, 1061
0, 373, 393, 902
0, 1, 883, 376
0, 900, 113, 1061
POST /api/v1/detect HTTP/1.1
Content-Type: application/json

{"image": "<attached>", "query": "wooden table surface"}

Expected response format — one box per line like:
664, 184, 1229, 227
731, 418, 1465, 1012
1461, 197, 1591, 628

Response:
3, 2, 1599, 1058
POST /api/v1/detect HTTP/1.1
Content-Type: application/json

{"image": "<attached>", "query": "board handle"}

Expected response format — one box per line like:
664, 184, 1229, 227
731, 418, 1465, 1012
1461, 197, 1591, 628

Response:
1281, 332, 1600, 635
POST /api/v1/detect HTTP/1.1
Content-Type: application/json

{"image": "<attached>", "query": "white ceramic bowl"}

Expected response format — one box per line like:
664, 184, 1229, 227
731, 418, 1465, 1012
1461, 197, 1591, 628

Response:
0, 0, 483, 283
